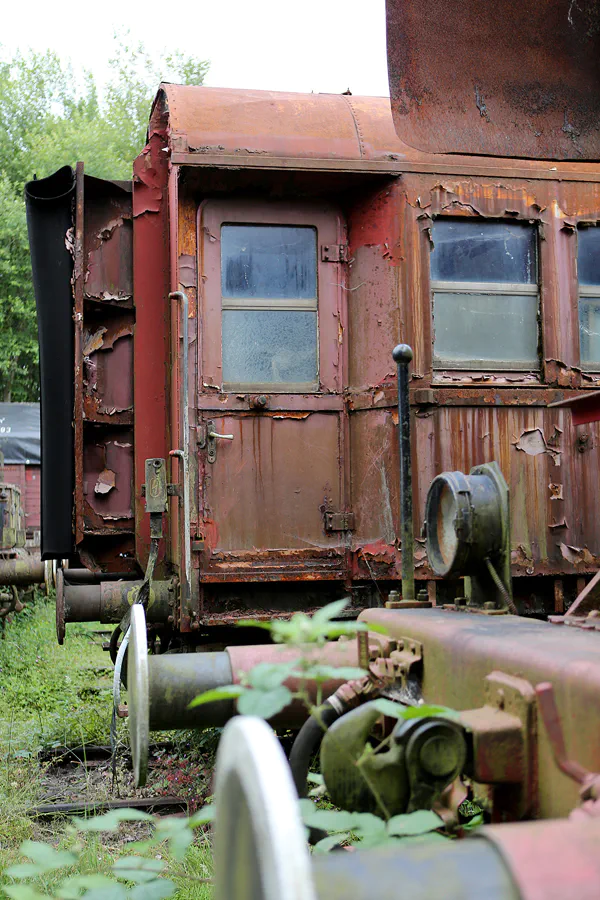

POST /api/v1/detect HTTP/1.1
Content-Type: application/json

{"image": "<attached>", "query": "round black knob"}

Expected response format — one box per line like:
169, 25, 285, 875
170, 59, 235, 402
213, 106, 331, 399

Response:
392, 344, 413, 365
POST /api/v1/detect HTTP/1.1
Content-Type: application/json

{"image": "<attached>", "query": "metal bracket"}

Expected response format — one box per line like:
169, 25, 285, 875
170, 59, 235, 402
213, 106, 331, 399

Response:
324, 511, 355, 532
142, 459, 168, 513
321, 243, 348, 263
142, 483, 180, 498
389, 638, 423, 680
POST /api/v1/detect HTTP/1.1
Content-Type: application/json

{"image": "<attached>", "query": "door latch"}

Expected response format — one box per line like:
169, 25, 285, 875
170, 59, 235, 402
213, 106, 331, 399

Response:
206, 420, 234, 464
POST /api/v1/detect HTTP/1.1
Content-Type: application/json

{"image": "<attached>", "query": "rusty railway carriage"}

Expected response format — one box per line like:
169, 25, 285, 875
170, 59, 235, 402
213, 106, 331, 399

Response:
22, 0, 600, 893
25, 77, 600, 640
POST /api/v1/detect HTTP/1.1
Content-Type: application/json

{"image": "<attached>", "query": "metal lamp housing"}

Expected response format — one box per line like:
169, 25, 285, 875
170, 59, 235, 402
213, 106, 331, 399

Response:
425, 462, 512, 610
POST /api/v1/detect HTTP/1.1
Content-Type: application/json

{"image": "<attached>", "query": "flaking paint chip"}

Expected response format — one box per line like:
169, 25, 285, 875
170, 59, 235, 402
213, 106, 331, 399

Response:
95, 468, 116, 495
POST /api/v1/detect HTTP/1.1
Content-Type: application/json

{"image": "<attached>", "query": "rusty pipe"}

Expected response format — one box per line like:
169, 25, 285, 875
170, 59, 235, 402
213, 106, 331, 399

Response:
56, 577, 174, 643
63, 580, 173, 624
128, 601, 361, 785
0, 558, 45, 585
145, 640, 361, 732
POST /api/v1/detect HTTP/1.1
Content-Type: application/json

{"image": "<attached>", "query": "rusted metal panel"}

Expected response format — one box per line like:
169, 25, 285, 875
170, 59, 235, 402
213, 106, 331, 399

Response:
551, 389, 600, 424
82, 429, 134, 530
133, 99, 172, 572
411, 407, 600, 576
386, 0, 600, 160
199, 413, 344, 552
72, 170, 136, 574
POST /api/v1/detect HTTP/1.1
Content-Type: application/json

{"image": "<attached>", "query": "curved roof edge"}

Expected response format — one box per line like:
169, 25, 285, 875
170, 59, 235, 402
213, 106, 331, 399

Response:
155, 84, 409, 164
149, 83, 600, 178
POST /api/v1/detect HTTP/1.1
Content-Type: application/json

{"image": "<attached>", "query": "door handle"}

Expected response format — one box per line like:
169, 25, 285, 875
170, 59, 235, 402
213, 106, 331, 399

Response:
206, 420, 234, 463
208, 430, 234, 440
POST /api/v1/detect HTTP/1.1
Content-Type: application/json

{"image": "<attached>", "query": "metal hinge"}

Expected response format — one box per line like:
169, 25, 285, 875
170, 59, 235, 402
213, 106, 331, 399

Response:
324, 511, 355, 532
321, 243, 349, 263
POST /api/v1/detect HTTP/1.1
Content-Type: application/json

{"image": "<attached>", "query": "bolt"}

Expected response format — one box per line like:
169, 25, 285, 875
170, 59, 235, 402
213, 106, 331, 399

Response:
484, 601, 497, 610
167, 615, 174, 623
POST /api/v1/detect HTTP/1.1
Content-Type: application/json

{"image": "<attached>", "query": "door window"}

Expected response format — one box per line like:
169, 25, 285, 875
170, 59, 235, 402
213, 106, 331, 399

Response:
221, 224, 318, 388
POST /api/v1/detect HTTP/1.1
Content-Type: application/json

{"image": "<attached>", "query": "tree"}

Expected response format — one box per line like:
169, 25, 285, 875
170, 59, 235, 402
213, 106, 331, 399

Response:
0, 35, 209, 400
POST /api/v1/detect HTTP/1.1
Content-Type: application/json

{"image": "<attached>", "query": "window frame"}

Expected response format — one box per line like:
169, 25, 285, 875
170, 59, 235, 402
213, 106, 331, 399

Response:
198, 199, 345, 395
430, 217, 541, 372
220, 223, 319, 389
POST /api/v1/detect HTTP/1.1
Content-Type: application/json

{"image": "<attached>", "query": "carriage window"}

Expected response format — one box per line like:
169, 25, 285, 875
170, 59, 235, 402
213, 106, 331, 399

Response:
221, 225, 318, 387
578, 227, 600, 369
431, 219, 539, 370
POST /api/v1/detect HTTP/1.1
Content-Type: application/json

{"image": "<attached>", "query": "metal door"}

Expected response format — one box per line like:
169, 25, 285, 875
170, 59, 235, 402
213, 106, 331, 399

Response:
196, 199, 349, 585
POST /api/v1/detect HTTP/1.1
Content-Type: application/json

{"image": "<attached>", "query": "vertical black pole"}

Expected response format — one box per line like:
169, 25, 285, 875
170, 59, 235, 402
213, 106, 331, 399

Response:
392, 344, 415, 601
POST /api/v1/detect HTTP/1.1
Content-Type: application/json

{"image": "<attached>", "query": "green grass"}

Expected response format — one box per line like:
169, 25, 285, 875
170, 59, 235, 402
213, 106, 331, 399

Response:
0, 595, 214, 899
0, 594, 114, 753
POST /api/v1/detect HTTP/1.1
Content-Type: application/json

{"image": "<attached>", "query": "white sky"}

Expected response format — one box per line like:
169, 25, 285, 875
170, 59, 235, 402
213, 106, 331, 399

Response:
2, 0, 390, 97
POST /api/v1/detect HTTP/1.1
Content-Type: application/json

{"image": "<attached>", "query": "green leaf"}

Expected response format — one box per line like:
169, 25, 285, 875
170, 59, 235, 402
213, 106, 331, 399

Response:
3, 864, 47, 879
371, 699, 409, 719
130, 881, 176, 900
187, 685, 245, 709
387, 810, 444, 837
154, 817, 193, 860
247, 661, 299, 691
461, 813, 484, 831
371, 700, 460, 722
20, 841, 77, 871
2, 887, 49, 900
188, 806, 216, 827
234, 620, 272, 631
313, 833, 350, 853
298, 800, 384, 836
298, 665, 366, 683
310, 598, 351, 626
81, 886, 128, 900
306, 773, 324, 785
73, 809, 153, 831
112, 857, 165, 885
237, 685, 292, 719
56, 875, 119, 899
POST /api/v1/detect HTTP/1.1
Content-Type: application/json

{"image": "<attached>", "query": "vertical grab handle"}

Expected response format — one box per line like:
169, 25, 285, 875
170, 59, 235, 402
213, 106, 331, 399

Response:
169, 291, 191, 605
392, 344, 415, 602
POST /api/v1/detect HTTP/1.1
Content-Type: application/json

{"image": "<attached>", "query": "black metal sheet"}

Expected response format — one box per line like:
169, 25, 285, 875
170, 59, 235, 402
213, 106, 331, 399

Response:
25, 167, 75, 559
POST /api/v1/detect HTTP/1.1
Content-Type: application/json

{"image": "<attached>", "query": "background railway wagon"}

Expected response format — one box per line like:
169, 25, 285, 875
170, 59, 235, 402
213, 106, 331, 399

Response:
0, 403, 41, 550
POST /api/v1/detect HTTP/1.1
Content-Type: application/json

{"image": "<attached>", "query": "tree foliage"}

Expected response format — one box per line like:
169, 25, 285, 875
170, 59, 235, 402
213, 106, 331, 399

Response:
0, 35, 209, 400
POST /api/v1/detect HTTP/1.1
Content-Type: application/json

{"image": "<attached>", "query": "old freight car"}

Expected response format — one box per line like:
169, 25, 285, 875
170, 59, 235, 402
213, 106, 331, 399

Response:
25, 81, 600, 643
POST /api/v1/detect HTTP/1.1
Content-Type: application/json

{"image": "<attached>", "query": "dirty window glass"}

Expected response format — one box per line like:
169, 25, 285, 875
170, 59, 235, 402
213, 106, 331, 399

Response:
578, 227, 600, 368
222, 310, 317, 383
222, 225, 317, 299
431, 219, 539, 370
431, 219, 537, 283
578, 227, 600, 286
221, 224, 318, 387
